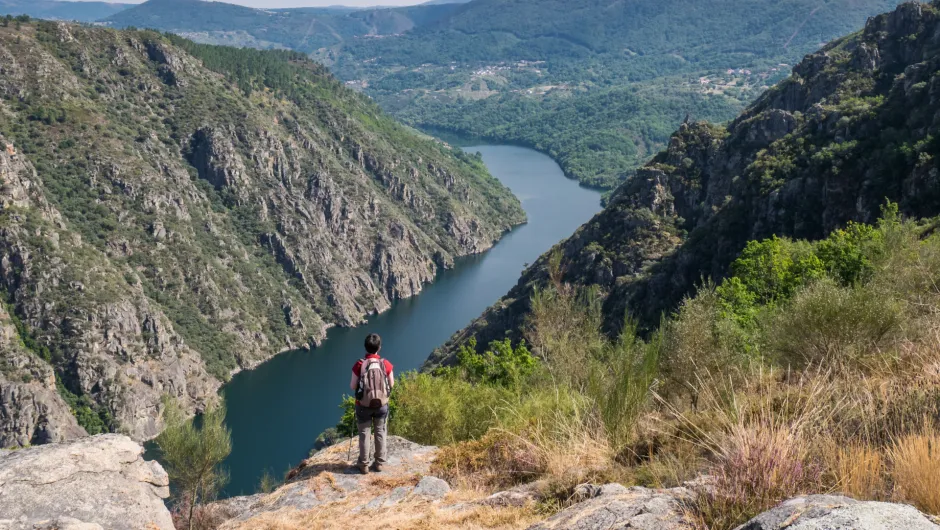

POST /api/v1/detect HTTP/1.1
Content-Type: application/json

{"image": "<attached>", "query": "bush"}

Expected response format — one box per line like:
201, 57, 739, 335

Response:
762, 279, 902, 370
389, 372, 512, 446
453, 338, 537, 389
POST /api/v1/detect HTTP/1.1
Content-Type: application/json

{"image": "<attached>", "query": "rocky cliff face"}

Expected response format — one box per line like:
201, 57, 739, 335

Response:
429, 0, 940, 365
0, 21, 523, 443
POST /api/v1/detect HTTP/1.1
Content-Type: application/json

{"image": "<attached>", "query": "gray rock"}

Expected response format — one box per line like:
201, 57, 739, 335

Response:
527, 485, 693, 530
571, 482, 630, 502
413, 476, 451, 500
0, 434, 173, 530
736, 495, 940, 530
216, 436, 439, 526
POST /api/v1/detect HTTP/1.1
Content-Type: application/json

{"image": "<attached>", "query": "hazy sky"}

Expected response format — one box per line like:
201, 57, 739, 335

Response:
69, 0, 427, 6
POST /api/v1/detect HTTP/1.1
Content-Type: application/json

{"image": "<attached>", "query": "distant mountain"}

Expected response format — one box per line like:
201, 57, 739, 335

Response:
422, 0, 473, 5
103, 0, 461, 52
0, 0, 133, 22
333, 0, 902, 188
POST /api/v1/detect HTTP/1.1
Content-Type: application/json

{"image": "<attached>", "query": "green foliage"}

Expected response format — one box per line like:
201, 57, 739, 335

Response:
389, 371, 513, 446
452, 338, 537, 389
56, 380, 113, 435
716, 210, 895, 327
155, 398, 232, 530
587, 319, 662, 448
763, 278, 903, 369
257, 469, 279, 494
335, 396, 357, 438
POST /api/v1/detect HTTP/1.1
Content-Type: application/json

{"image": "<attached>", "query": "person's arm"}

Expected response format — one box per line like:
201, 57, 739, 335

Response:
388, 370, 394, 389
350, 373, 359, 392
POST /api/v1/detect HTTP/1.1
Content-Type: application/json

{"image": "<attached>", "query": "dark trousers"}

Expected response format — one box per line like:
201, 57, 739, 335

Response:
355, 404, 389, 466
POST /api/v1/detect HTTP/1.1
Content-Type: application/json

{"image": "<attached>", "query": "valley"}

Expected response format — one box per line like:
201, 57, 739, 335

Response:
4, 1, 940, 529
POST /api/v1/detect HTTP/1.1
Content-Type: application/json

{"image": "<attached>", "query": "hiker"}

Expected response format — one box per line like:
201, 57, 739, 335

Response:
350, 333, 394, 474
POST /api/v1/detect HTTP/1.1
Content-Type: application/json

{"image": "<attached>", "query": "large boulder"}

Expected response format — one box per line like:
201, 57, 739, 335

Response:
0, 434, 173, 530
736, 495, 940, 530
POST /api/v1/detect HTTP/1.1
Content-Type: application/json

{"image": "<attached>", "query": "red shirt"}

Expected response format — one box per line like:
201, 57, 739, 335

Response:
352, 354, 393, 377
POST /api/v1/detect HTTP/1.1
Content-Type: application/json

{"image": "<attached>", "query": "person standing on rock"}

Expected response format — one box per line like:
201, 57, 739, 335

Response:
350, 333, 394, 474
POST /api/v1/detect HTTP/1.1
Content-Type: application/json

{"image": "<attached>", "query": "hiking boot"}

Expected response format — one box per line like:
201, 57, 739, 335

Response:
371, 463, 384, 473
357, 463, 369, 474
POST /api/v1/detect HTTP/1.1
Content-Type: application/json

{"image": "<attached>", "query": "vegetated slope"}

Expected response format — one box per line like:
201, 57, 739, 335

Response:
428, 0, 940, 366
334, 0, 904, 188
103, 0, 462, 53
0, 20, 523, 445
0, 0, 132, 22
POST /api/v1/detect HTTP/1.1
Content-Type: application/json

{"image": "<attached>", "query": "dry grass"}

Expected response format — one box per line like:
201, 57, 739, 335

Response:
824, 442, 886, 500
889, 425, 940, 515
226, 489, 541, 530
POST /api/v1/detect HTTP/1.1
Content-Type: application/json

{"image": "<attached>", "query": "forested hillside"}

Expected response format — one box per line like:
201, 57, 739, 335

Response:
332, 0, 903, 188
0, 20, 523, 447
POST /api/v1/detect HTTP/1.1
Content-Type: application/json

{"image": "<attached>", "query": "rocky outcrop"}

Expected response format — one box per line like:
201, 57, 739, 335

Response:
212, 436, 446, 527
736, 495, 940, 530
431, 0, 940, 365
527, 484, 694, 530
0, 434, 173, 530
0, 303, 85, 448
526, 487, 940, 530
0, 22, 523, 444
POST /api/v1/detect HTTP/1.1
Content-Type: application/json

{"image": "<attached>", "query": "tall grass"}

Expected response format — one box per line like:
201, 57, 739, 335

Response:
889, 424, 940, 514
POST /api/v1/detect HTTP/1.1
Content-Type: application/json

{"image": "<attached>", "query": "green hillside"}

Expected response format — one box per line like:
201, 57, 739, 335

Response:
332, 0, 903, 188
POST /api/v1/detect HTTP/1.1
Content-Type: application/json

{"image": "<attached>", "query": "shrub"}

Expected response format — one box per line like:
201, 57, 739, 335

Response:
389, 372, 512, 446
762, 279, 902, 370
661, 286, 752, 400
432, 430, 544, 490
453, 338, 538, 389
155, 398, 232, 530
587, 320, 661, 449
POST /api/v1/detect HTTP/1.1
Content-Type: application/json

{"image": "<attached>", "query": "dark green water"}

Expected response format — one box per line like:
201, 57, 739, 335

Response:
219, 145, 602, 496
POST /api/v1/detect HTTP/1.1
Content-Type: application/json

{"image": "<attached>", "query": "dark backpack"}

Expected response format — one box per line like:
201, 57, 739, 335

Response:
357, 357, 390, 408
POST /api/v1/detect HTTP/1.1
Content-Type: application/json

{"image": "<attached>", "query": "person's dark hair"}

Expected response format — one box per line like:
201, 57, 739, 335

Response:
365, 333, 382, 354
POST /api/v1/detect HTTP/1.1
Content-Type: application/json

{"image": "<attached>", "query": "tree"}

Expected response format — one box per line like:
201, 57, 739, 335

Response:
155, 398, 232, 530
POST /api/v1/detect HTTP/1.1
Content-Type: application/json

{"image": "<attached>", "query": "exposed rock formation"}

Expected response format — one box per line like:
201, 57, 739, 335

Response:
736, 495, 940, 530
0, 21, 523, 443
0, 305, 86, 447
430, 0, 940, 365
0, 434, 173, 530
215, 436, 439, 525
527, 484, 694, 530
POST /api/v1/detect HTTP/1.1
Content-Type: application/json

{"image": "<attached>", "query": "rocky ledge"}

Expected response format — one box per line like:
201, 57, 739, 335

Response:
0, 434, 173, 530
3, 435, 939, 530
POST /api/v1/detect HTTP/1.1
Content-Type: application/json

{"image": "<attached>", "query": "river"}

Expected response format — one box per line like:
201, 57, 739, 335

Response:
219, 145, 603, 496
